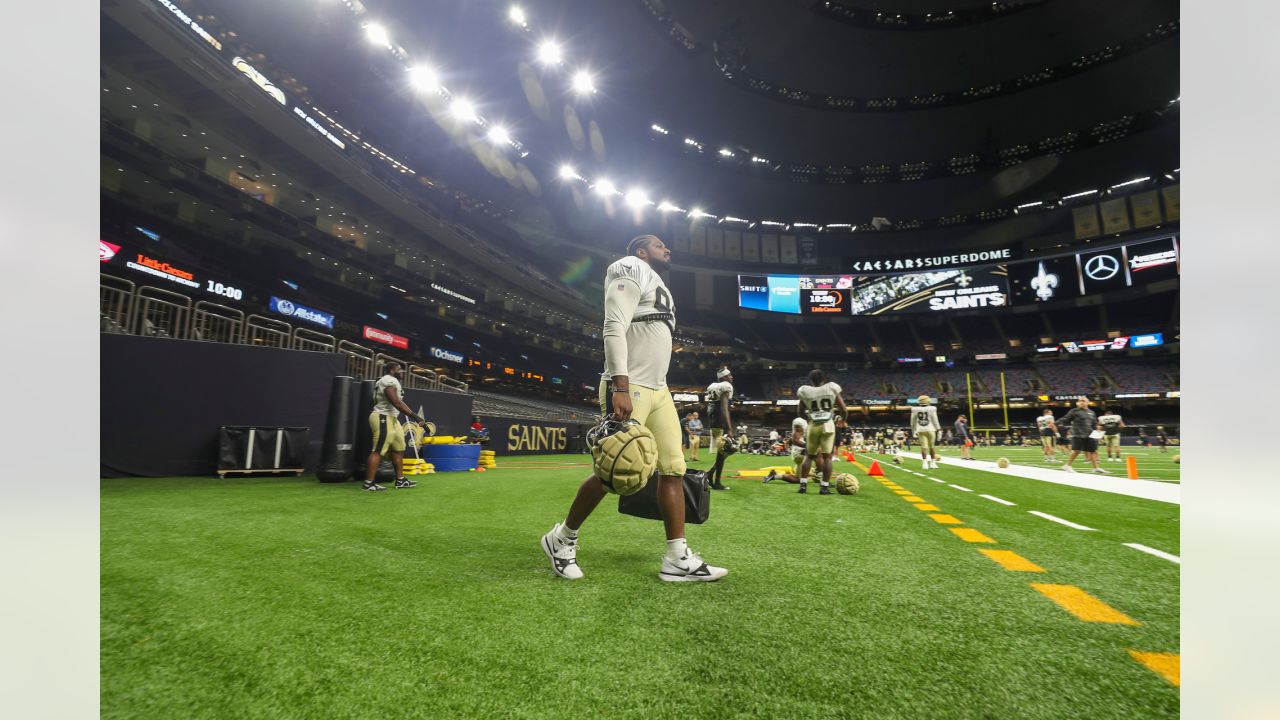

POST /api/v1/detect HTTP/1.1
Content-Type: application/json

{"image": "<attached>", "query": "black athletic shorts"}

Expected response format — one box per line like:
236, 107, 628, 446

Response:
1040, 430, 1055, 438
1071, 437, 1098, 453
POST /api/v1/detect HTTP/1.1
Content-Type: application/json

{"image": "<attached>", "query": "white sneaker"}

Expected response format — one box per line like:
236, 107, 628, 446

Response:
1061, 464, 1076, 473
659, 549, 728, 583
1094, 467, 1111, 474
541, 524, 583, 580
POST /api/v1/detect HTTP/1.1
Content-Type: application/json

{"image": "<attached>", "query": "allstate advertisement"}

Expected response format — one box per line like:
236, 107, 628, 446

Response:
269, 296, 335, 329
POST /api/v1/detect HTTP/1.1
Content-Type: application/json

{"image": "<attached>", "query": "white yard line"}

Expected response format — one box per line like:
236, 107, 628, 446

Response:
980, 494, 1016, 506
948, 484, 973, 492
930, 455, 1180, 505
1123, 543, 1180, 564
1028, 511, 1096, 531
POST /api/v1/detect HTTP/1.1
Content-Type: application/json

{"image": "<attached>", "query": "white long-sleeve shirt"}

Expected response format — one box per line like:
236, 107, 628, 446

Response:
601, 256, 674, 389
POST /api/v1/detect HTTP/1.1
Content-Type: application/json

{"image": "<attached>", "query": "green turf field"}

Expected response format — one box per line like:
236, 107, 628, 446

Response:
102, 453, 1179, 719
924, 443, 1181, 482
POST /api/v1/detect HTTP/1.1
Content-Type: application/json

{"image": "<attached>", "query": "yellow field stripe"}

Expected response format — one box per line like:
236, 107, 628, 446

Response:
928, 513, 963, 525
1030, 584, 1140, 625
892, 490, 913, 495
1128, 650, 1179, 686
979, 549, 1046, 572
902, 495, 925, 502
950, 528, 996, 543
913, 503, 941, 511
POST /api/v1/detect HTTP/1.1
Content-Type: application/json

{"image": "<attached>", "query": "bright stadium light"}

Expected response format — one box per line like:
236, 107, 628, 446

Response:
760, 220, 787, 227
1062, 189, 1099, 200
449, 98, 477, 122
650, 123, 669, 135
689, 208, 716, 219
657, 200, 684, 213
1109, 176, 1151, 190
558, 164, 579, 180
593, 178, 618, 196
1016, 201, 1044, 209
364, 23, 391, 48
536, 40, 563, 65
625, 188, 652, 209
487, 125, 511, 145
570, 70, 596, 95
508, 5, 527, 26
408, 65, 440, 92
718, 148, 735, 158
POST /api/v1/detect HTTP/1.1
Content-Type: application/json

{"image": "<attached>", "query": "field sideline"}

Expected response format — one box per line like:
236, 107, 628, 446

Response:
877, 443, 1182, 482
102, 452, 1178, 719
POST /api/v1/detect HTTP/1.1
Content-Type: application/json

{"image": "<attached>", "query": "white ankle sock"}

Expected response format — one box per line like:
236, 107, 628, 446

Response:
558, 523, 578, 540
666, 538, 688, 558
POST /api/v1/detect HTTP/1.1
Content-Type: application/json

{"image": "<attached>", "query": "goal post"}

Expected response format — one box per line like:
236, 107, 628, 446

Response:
966, 371, 1009, 432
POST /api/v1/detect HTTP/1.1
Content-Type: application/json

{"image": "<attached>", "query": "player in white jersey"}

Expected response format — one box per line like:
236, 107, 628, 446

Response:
704, 369, 735, 490
909, 396, 942, 469
1035, 409, 1059, 462
541, 235, 726, 582
852, 431, 865, 451
892, 428, 908, 455
796, 369, 848, 495
764, 417, 812, 485
1098, 408, 1125, 462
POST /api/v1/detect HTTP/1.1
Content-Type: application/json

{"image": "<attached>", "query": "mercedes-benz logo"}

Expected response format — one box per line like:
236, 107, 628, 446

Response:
1084, 254, 1120, 281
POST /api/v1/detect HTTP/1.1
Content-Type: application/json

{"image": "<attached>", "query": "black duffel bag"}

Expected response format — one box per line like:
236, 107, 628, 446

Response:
618, 469, 711, 524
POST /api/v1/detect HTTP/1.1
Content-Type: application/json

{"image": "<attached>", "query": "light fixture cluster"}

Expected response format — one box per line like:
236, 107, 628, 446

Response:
228, 0, 1181, 239
635, 6, 1178, 113
815, 1, 1046, 31
640, 99, 1176, 185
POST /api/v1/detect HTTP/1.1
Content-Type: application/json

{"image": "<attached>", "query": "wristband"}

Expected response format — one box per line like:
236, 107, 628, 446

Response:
612, 388, 630, 394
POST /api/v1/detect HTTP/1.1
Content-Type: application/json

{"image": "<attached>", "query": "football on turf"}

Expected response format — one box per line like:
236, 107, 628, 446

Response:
996, 458, 1010, 468
1172, 454, 1180, 464
835, 473, 860, 495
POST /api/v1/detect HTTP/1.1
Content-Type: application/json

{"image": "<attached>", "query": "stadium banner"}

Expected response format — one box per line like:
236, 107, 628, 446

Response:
1099, 197, 1132, 234
269, 296, 335, 329
761, 234, 779, 263
1129, 190, 1162, 228
848, 247, 1013, 273
672, 221, 690, 253
737, 266, 1009, 315
689, 225, 707, 256
742, 232, 760, 262
1126, 236, 1180, 283
1161, 184, 1179, 221
1072, 205, 1101, 239
480, 417, 577, 456
362, 325, 409, 349
1077, 246, 1130, 295
706, 227, 724, 258
1008, 257, 1080, 305
780, 235, 798, 264
798, 236, 818, 265
724, 230, 742, 260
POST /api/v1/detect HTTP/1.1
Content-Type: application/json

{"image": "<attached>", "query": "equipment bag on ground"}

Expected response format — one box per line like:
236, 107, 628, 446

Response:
617, 469, 711, 525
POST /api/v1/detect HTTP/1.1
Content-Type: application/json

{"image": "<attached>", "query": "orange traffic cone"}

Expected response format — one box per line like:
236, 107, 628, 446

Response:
867, 460, 885, 477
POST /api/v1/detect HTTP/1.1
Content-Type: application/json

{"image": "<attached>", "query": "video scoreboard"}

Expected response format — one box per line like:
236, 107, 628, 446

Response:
739, 236, 1177, 316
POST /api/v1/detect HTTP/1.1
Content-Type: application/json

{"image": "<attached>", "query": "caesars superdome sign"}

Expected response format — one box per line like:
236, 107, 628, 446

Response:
850, 248, 1014, 273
